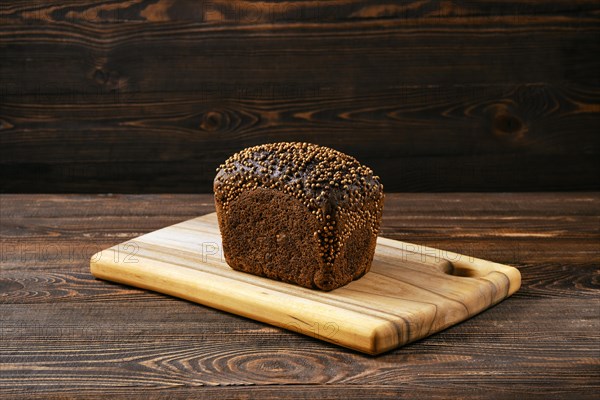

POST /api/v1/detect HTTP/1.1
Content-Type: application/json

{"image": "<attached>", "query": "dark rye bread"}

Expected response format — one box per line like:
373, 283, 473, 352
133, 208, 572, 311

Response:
213, 142, 384, 291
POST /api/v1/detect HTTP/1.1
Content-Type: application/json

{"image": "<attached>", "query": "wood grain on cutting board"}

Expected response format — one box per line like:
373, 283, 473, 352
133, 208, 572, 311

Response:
91, 212, 520, 355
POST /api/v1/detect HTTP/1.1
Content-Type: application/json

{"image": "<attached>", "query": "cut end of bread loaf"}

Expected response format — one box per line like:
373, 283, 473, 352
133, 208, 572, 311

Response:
214, 142, 384, 291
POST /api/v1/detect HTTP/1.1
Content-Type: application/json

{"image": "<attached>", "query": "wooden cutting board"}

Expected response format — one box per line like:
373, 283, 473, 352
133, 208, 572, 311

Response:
90, 212, 520, 355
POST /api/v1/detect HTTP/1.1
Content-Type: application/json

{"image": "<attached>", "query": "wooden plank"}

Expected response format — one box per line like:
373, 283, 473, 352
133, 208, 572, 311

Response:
0, 193, 599, 398
2, 257, 599, 305
3, 155, 600, 192
2, 0, 599, 26
89, 211, 520, 354
1, 1, 599, 192
2, 85, 597, 163
1, 385, 599, 400
3, 193, 599, 219
2, 193, 599, 272
1, 1, 599, 93
1, 84, 599, 192
0, 299, 597, 398
2, 31, 598, 94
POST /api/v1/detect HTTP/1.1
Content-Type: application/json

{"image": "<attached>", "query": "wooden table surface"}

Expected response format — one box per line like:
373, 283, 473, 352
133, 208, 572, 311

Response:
1, 193, 598, 399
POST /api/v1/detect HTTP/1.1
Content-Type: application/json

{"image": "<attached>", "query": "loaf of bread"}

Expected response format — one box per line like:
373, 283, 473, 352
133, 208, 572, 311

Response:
214, 142, 384, 291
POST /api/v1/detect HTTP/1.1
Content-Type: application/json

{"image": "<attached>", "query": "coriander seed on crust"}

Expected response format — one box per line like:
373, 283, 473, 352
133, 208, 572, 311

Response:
213, 142, 384, 291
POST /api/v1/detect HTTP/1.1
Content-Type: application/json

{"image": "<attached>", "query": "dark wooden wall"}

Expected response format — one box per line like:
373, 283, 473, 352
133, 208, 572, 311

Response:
1, 1, 599, 193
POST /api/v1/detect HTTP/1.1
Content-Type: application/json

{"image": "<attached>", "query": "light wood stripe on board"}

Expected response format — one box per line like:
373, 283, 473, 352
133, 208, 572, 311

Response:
91, 212, 521, 354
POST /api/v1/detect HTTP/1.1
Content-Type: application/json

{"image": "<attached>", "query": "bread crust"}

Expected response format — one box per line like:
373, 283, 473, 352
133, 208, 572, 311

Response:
214, 142, 384, 291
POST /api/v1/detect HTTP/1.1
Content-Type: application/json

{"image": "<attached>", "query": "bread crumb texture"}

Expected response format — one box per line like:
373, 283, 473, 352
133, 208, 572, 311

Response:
214, 142, 384, 290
